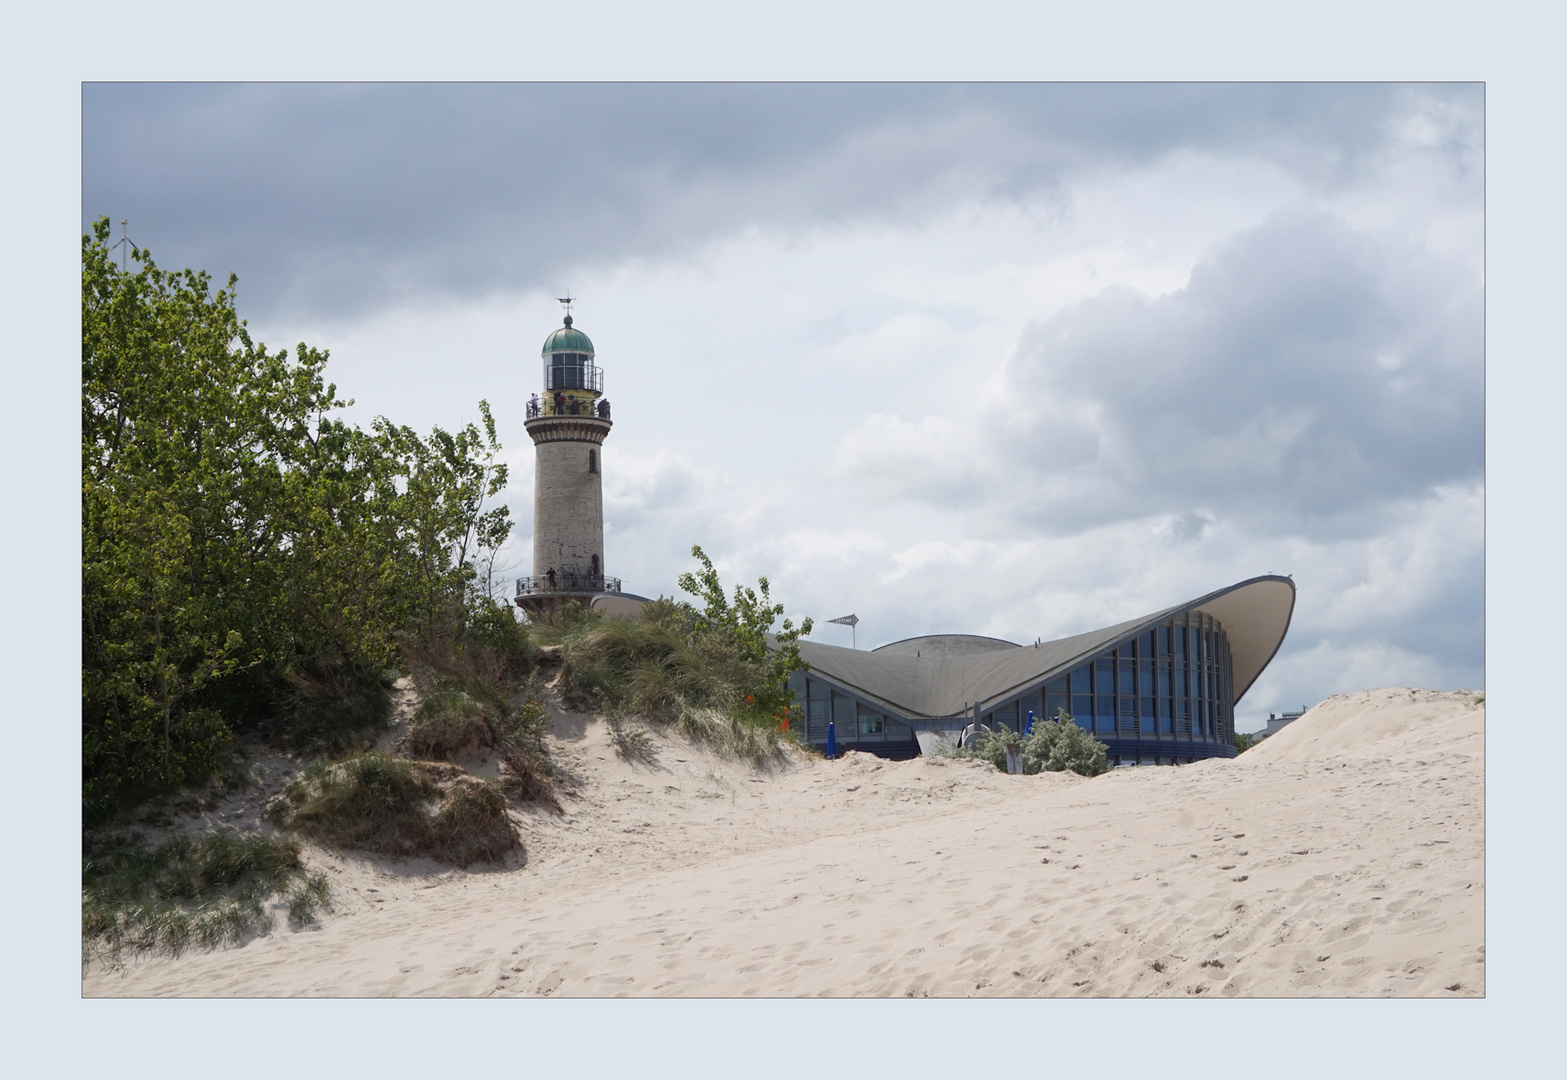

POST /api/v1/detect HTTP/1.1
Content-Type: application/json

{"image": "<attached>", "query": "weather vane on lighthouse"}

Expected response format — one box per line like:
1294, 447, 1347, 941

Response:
557, 294, 574, 322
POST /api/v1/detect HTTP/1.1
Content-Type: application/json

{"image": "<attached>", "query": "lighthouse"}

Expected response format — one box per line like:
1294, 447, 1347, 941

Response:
515, 301, 619, 612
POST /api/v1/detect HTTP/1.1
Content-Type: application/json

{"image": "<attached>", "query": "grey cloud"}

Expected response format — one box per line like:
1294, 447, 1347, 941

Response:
82, 83, 1477, 322
990, 207, 1482, 538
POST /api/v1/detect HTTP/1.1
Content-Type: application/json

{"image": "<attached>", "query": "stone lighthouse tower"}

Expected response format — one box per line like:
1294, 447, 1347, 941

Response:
516, 302, 618, 612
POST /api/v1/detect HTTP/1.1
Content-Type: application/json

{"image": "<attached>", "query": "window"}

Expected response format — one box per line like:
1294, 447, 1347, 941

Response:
807, 698, 830, 738
1072, 694, 1093, 721
857, 705, 884, 736
1157, 626, 1170, 656
1071, 666, 1091, 693
1118, 661, 1135, 696
1140, 698, 1155, 733
1095, 660, 1114, 695
1096, 695, 1115, 733
1159, 698, 1173, 734
591, 554, 600, 576
588, 449, 598, 473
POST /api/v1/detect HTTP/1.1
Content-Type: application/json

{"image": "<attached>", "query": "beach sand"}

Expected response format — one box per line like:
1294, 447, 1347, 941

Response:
83, 686, 1483, 997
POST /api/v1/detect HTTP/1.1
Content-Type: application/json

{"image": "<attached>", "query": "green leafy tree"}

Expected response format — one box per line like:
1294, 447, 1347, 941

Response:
82, 218, 512, 811
674, 545, 812, 719
1233, 730, 1257, 754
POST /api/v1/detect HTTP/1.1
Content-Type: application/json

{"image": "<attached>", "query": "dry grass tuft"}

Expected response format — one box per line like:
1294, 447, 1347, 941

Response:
399, 689, 497, 760
270, 750, 519, 867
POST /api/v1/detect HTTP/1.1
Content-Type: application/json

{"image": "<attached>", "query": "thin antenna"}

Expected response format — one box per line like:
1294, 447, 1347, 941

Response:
110, 219, 137, 271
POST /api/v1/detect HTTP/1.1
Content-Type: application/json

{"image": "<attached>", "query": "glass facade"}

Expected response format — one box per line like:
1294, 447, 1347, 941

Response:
794, 675, 915, 754
979, 611, 1235, 764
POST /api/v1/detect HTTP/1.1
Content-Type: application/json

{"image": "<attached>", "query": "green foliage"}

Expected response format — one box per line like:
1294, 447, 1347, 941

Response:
82, 831, 327, 963
528, 590, 800, 767
962, 729, 1015, 771
1022, 710, 1110, 776
268, 659, 394, 755
82, 218, 512, 814
1233, 730, 1258, 754
946, 710, 1109, 777
674, 545, 813, 721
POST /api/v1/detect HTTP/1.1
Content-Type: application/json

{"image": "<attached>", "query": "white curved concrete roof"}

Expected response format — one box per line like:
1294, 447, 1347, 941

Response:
793, 575, 1295, 720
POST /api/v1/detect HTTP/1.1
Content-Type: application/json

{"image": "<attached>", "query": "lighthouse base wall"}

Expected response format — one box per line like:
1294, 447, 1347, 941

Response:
532, 437, 605, 582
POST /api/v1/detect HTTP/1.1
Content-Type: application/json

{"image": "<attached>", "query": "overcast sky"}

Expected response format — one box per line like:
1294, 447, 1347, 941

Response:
82, 83, 1484, 731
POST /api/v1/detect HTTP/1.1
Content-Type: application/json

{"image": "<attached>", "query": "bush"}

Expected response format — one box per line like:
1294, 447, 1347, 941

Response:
946, 712, 1109, 777
267, 658, 394, 754
1022, 712, 1110, 777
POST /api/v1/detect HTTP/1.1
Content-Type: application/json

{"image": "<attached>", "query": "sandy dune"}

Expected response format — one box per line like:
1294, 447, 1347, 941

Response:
84, 686, 1484, 997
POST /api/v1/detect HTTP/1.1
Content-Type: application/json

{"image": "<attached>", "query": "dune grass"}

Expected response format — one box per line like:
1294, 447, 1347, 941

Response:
82, 831, 330, 965
531, 600, 799, 768
270, 750, 519, 866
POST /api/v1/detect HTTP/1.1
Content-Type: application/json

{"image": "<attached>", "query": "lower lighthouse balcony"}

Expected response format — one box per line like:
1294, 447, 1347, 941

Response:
516, 570, 622, 597
526, 396, 610, 419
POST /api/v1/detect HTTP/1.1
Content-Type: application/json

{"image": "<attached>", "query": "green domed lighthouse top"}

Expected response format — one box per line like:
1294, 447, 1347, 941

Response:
541, 314, 595, 356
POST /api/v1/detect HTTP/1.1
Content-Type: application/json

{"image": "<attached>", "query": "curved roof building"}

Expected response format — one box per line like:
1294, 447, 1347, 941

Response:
785, 575, 1295, 766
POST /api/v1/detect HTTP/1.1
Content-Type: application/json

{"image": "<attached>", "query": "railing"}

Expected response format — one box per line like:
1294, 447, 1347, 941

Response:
516, 572, 622, 596
526, 397, 611, 420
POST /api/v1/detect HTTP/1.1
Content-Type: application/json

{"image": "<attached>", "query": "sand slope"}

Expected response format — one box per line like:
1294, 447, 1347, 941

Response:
83, 687, 1483, 997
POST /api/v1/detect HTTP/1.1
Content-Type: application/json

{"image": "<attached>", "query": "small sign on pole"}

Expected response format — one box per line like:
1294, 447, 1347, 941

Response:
826, 613, 859, 649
